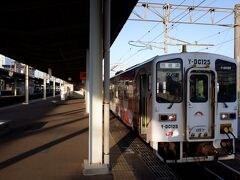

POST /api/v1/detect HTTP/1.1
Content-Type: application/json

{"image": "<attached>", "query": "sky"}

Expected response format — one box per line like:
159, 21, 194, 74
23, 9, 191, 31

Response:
110, 0, 239, 76
1, 1, 239, 80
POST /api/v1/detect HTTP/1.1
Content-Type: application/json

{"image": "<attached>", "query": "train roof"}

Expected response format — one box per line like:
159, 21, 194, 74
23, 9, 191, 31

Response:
155, 51, 234, 61
111, 52, 235, 78
112, 56, 157, 78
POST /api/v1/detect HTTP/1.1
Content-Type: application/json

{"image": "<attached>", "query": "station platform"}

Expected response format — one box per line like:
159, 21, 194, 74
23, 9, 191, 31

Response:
0, 92, 177, 179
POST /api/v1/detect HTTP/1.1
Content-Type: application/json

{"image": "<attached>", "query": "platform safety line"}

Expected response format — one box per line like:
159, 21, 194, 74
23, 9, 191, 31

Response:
203, 167, 224, 180
217, 160, 240, 176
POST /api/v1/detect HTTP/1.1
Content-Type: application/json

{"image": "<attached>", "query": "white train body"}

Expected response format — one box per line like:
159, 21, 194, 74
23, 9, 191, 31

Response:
110, 52, 238, 163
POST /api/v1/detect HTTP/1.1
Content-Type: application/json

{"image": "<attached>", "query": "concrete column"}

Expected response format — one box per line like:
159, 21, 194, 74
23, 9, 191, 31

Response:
53, 77, 56, 97
60, 80, 65, 100
85, 50, 90, 113
83, 0, 108, 175
234, 4, 240, 91
103, 0, 111, 165
43, 73, 47, 100
0, 77, 1, 96
14, 79, 17, 96
89, 0, 103, 164
25, 65, 29, 104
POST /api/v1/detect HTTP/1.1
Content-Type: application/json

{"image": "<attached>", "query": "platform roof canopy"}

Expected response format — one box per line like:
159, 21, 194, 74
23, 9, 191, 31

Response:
0, 0, 137, 82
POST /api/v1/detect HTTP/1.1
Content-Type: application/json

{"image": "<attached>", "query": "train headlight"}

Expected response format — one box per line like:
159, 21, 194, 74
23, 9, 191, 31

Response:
168, 114, 176, 121
220, 113, 236, 120
159, 114, 176, 121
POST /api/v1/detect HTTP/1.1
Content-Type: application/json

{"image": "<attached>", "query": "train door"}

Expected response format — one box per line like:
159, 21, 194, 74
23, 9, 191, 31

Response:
139, 74, 148, 135
186, 71, 215, 140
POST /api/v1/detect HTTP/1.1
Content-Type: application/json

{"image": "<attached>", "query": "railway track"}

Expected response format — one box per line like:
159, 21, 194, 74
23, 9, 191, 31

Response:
109, 111, 240, 178
111, 115, 240, 179
168, 153, 240, 179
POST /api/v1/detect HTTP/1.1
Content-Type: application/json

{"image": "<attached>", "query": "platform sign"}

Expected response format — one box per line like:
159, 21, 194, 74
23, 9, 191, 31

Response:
80, 72, 86, 80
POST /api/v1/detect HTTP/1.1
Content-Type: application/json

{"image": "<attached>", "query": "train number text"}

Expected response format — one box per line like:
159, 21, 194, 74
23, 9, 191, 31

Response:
188, 59, 210, 65
161, 124, 178, 129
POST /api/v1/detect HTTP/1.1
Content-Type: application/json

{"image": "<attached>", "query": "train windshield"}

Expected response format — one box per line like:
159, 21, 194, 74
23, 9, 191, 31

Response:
156, 59, 182, 103
216, 59, 236, 102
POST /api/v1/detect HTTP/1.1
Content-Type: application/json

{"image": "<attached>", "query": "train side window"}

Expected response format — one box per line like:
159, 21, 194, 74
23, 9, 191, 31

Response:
110, 84, 114, 100
118, 81, 124, 100
0, 79, 4, 90
124, 81, 129, 100
115, 85, 118, 98
148, 74, 151, 91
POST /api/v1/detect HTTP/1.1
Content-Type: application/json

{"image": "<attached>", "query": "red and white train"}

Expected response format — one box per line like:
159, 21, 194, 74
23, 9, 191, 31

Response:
110, 52, 238, 163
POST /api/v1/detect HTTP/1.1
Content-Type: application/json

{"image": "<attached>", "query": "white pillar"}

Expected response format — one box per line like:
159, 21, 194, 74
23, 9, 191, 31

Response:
89, 0, 103, 164
83, 0, 108, 175
60, 80, 65, 100
103, 0, 111, 165
0, 77, 1, 96
53, 76, 56, 97
14, 79, 17, 96
43, 73, 47, 100
85, 50, 90, 113
25, 65, 29, 104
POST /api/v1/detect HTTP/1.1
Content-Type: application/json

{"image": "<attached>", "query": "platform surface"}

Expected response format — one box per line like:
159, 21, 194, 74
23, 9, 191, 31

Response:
0, 94, 176, 179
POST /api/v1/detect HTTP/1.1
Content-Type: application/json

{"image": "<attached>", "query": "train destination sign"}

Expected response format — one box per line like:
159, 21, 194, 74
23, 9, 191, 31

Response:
160, 62, 181, 69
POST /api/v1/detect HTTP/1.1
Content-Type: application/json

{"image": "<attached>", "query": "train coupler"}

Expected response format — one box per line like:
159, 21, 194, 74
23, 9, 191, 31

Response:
220, 139, 233, 155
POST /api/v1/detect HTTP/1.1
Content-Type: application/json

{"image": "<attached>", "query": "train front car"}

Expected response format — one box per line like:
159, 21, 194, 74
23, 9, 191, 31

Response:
151, 52, 238, 163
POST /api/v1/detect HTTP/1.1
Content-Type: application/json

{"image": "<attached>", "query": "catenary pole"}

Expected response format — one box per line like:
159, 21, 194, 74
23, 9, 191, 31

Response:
234, 4, 240, 91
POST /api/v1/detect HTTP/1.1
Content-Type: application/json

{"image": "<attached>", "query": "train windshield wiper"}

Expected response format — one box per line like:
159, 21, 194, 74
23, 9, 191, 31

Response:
167, 102, 174, 109
223, 102, 228, 108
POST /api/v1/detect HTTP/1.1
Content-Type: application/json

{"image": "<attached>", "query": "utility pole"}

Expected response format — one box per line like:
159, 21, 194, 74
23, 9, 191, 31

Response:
234, 4, 240, 91
163, 3, 170, 54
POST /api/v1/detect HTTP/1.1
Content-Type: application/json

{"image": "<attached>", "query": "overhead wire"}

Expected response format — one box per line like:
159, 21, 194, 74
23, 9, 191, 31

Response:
136, 0, 188, 42
169, 0, 234, 53
196, 28, 233, 42
114, 0, 228, 70
186, 0, 233, 53
116, 0, 188, 66
192, 9, 210, 23
145, 0, 207, 46
141, 0, 206, 53
189, 0, 217, 19
197, 35, 239, 52
168, 0, 207, 31
213, 26, 232, 53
